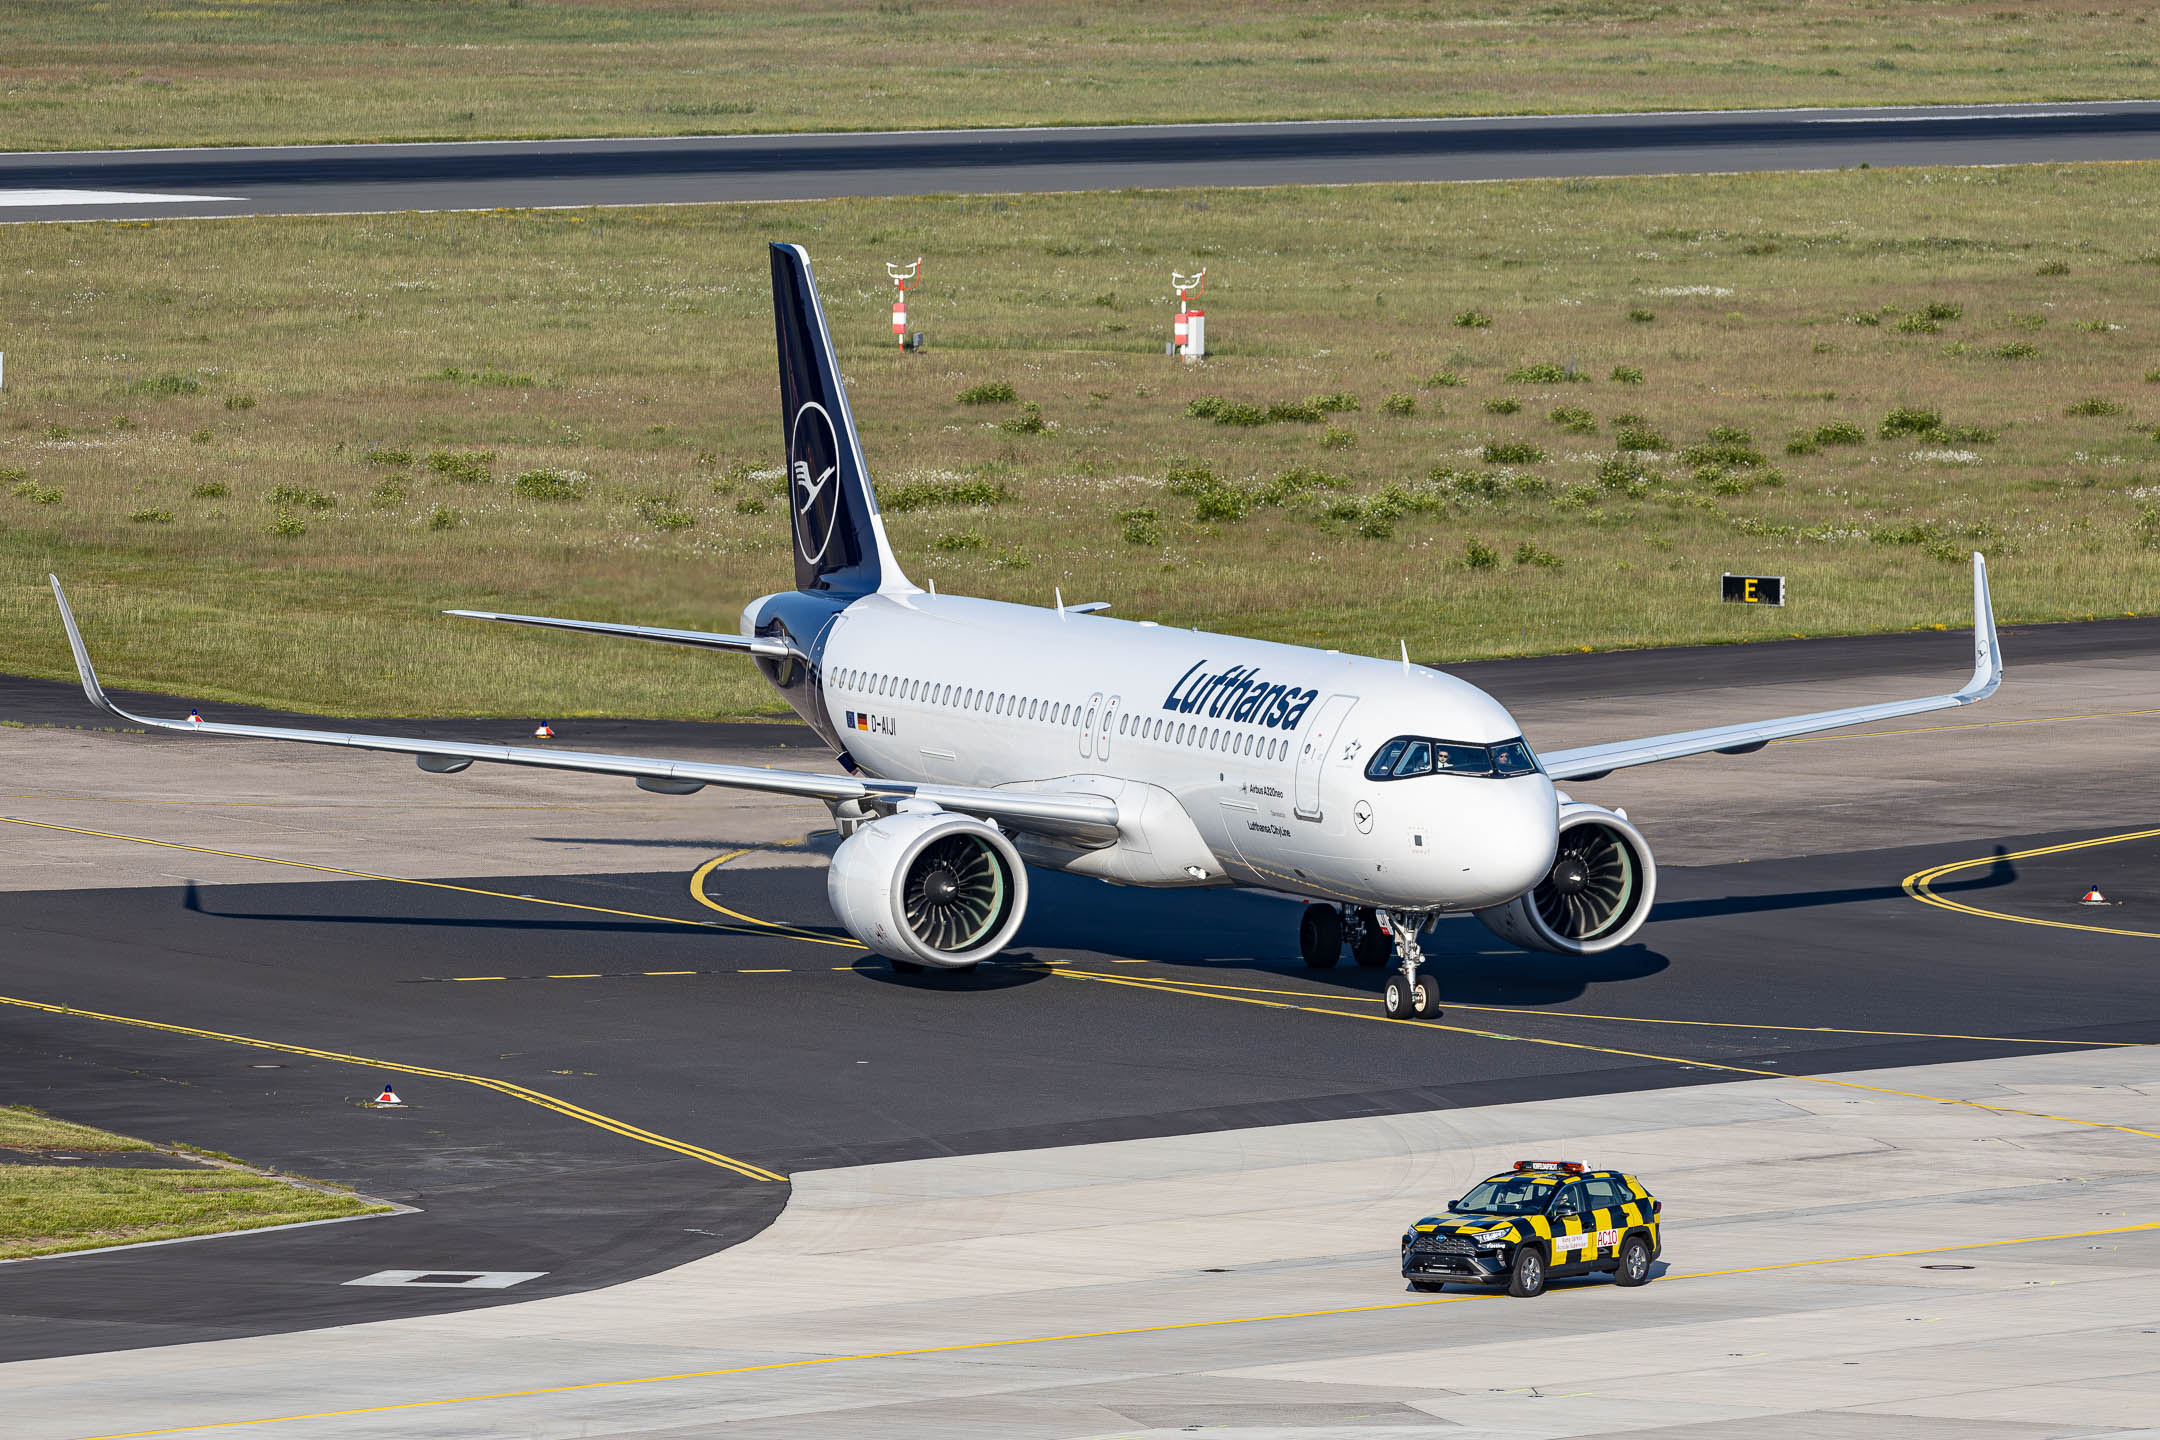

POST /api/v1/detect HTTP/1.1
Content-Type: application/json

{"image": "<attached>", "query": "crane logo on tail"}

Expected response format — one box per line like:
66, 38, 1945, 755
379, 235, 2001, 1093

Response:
789, 401, 842, 566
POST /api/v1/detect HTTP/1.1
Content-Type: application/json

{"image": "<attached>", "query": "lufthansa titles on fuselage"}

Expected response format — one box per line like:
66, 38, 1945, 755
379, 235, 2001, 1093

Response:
1162, 661, 1317, 729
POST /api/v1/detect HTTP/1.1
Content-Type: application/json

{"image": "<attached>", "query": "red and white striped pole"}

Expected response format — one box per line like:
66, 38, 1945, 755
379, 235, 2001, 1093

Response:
1171, 267, 1206, 360
886, 257, 922, 351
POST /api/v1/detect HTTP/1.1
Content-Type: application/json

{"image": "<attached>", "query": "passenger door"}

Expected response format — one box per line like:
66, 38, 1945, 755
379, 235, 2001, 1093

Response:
1097, 695, 1120, 763
1293, 693, 1358, 821
1545, 1182, 1591, 1273
1080, 691, 1103, 760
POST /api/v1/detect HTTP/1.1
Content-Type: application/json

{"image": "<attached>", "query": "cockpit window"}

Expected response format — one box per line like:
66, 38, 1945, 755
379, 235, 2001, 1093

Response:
1364, 735, 1543, 781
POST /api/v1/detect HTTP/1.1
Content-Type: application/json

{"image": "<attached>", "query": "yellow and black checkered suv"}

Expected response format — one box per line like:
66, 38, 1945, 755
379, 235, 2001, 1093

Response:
1400, 1160, 1662, 1297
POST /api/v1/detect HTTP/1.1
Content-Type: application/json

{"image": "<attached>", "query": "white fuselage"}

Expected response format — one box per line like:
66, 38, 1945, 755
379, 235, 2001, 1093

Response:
770, 591, 1560, 913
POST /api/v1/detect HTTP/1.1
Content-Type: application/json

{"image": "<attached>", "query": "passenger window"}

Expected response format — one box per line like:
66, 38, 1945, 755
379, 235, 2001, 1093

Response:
1585, 1178, 1629, 1210
1549, 1185, 1585, 1219
1393, 741, 1434, 777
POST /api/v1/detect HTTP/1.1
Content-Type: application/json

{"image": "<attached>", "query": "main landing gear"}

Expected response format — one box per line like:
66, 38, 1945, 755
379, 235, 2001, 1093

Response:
1299, 903, 1440, 1019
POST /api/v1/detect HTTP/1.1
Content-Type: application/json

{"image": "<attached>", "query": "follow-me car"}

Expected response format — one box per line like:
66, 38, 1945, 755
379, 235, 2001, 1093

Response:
1402, 1160, 1663, 1297
48, 244, 2002, 1017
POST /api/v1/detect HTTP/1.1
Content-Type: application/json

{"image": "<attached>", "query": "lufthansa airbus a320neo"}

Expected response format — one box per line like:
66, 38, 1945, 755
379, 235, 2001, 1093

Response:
50, 244, 2002, 1018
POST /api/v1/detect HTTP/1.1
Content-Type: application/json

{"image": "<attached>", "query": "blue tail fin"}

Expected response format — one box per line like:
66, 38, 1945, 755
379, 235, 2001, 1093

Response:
771, 243, 910, 596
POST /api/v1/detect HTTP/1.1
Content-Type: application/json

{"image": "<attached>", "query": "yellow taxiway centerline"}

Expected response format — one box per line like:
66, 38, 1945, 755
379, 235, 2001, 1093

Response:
1904, 826, 2160, 940
67, 1215, 2160, 1440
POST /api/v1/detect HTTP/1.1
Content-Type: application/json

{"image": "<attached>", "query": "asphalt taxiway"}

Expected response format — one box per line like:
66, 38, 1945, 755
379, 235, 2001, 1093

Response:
4, 100, 2159, 223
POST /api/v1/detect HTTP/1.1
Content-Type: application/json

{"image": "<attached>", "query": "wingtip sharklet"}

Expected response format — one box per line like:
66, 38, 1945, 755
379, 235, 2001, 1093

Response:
47, 573, 115, 716
1964, 550, 2001, 703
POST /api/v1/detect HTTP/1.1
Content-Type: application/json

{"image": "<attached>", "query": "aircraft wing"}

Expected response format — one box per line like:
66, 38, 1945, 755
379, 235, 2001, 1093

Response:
444, 609, 805, 661
48, 577, 1120, 847
1536, 553, 2000, 783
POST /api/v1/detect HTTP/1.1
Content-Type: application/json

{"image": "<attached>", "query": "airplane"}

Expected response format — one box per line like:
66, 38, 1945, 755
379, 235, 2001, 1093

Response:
47, 243, 2003, 1019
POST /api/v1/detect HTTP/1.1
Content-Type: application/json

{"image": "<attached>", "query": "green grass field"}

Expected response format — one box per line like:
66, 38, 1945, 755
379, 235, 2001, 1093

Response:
2, 0, 2156, 152
3, 161, 2157, 720
0, 1105, 387, 1260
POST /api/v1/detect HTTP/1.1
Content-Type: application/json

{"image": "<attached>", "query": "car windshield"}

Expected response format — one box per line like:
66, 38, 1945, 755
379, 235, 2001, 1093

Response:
1452, 1176, 1559, 1216
1365, 736, 1542, 781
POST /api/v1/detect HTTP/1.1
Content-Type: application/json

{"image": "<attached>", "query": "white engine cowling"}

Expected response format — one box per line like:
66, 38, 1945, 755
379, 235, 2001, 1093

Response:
827, 808, 1028, 968
1475, 803, 1657, 955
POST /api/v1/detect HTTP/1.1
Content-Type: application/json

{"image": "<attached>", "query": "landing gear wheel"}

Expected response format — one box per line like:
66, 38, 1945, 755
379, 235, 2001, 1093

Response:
1383, 975, 1410, 1018
1409, 1280, 1445, 1293
890, 958, 926, 975
1410, 975, 1441, 1019
1615, 1233, 1653, 1287
1506, 1245, 1547, 1298
1351, 908, 1391, 968
1299, 904, 1343, 969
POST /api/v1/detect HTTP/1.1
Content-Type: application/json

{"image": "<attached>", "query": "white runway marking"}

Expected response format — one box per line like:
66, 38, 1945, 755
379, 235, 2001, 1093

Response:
0, 189, 239, 207
344, 1269, 548, 1289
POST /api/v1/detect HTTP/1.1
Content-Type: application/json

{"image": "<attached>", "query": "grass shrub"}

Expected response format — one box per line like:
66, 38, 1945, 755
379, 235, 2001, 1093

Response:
1453, 310, 1492, 329
1879, 407, 1943, 437
1992, 341, 2039, 359
1186, 396, 1266, 426
1679, 434, 1765, 468
1894, 314, 1940, 334
1610, 365, 1644, 384
2065, 397, 2125, 417
1627, 308, 1655, 323
1614, 424, 1665, 451
267, 514, 307, 536
1463, 538, 1499, 569
2146, 369, 2160, 384
1514, 541, 1563, 567
129, 374, 200, 396
426, 449, 494, 483
1319, 427, 1355, 449
428, 506, 461, 530
225, 395, 256, 411
2036, 259, 2071, 275
1595, 455, 1655, 494
636, 495, 694, 530
1000, 402, 1048, 433
957, 381, 1016, 405
1381, 392, 1415, 415
1421, 369, 1463, 388
933, 529, 987, 551
363, 447, 413, 466
269, 485, 335, 510
1548, 405, 1597, 434
1484, 397, 1521, 415
1119, 506, 1162, 545
190, 481, 229, 499
1483, 440, 1545, 464
1814, 421, 1866, 445
734, 495, 767, 515
370, 478, 407, 505
1923, 301, 1964, 321
513, 468, 590, 501
1507, 362, 1581, 384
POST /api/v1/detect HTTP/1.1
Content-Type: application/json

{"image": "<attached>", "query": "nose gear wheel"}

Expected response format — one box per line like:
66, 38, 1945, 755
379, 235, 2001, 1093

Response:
1531, 826, 1639, 942
902, 833, 1008, 953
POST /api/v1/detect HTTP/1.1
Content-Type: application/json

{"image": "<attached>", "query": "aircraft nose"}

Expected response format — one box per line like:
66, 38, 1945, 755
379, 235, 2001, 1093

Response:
1451, 776, 1559, 908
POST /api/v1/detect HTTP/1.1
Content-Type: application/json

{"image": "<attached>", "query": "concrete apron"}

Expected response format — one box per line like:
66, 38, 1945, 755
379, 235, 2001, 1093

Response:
10, 1045, 2160, 1438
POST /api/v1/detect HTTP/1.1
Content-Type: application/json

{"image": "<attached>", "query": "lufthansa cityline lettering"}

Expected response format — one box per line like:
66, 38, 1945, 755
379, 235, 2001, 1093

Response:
1162, 661, 1318, 729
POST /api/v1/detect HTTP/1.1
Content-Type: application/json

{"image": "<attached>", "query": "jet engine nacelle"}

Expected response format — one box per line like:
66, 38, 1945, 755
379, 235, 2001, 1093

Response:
827, 806, 1028, 968
1475, 802, 1656, 955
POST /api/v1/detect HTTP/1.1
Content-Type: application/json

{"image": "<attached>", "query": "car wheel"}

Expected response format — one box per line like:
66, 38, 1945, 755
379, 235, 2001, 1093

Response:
1506, 1245, 1546, 1298
1615, 1232, 1653, 1287
1409, 1280, 1445, 1293
1299, 904, 1343, 968
1383, 976, 1410, 1018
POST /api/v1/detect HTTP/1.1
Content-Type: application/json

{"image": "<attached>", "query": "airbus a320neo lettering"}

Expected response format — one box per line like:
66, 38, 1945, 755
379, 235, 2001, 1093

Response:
50, 244, 2002, 1017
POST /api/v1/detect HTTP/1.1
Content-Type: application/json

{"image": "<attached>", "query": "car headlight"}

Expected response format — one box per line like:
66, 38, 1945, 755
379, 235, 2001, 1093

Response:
1476, 1232, 1511, 1247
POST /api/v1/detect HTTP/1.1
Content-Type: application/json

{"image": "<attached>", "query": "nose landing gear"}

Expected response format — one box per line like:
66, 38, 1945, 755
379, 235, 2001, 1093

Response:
1377, 910, 1441, 1020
